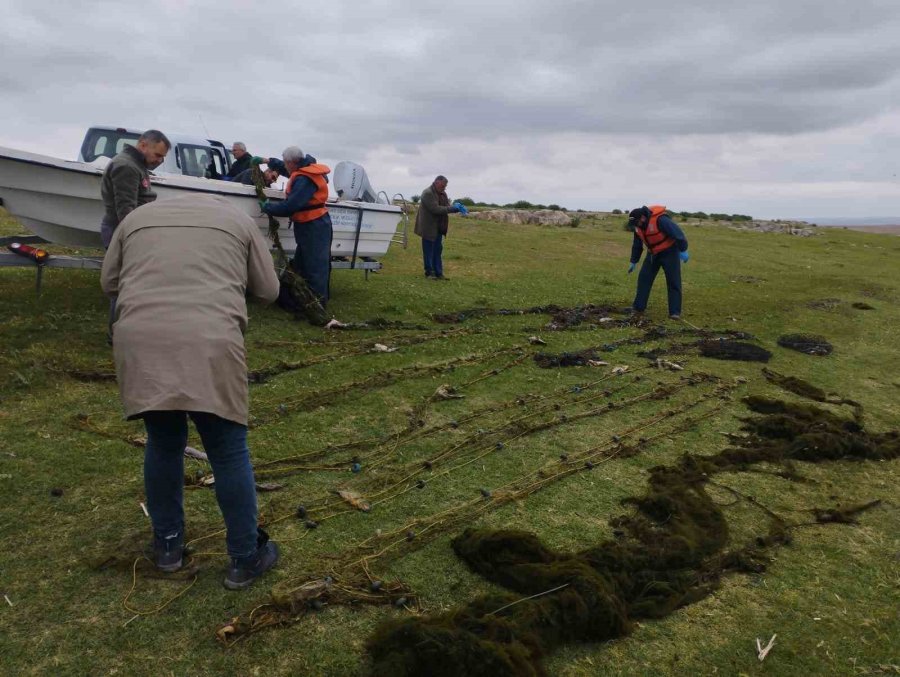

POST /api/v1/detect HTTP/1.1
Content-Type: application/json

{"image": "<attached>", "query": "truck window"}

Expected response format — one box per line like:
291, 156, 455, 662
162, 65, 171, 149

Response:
81, 129, 141, 162
178, 144, 226, 178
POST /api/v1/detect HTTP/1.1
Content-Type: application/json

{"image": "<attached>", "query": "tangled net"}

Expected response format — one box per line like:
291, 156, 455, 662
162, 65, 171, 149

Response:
365, 394, 897, 676
777, 333, 833, 356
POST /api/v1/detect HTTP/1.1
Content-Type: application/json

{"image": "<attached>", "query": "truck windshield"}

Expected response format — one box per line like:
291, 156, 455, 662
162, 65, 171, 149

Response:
81, 129, 141, 162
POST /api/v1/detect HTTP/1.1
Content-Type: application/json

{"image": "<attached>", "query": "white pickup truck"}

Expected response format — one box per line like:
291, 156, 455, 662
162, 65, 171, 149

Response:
77, 125, 232, 178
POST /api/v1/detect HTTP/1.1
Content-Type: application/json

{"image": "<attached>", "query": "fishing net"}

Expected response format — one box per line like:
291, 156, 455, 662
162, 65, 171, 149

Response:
366, 394, 897, 676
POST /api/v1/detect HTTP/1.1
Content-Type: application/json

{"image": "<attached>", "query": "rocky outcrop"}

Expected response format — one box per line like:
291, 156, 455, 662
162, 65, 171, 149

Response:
473, 209, 573, 226
727, 220, 818, 237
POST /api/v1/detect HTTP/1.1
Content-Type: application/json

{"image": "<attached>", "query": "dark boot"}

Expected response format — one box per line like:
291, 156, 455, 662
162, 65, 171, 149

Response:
152, 531, 184, 573
223, 528, 280, 591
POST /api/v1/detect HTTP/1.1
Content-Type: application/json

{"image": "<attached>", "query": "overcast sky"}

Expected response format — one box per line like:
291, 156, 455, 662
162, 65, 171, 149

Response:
1, 0, 899, 219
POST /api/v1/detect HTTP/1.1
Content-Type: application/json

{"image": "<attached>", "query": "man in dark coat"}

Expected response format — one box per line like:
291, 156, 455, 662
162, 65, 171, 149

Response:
99, 129, 170, 340
413, 175, 461, 279
100, 129, 170, 247
224, 141, 253, 179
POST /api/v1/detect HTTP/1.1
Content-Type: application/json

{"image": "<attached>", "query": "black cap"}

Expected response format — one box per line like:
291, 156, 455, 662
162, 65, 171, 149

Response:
627, 206, 651, 229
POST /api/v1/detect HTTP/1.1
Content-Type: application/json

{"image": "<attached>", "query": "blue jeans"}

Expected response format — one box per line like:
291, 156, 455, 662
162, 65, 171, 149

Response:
422, 234, 444, 277
632, 246, 682, 315
143, 411, 259, 559
291, 214, 333, 305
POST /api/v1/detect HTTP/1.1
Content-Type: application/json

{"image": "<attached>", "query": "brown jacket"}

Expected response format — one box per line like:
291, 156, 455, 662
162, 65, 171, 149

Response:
414, 184, 455, 241
100, 144, 157, 227
101, 194, 280, 425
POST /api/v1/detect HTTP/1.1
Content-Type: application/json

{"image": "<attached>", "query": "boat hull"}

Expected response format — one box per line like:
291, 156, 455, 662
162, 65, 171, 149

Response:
0, 146, 402, 257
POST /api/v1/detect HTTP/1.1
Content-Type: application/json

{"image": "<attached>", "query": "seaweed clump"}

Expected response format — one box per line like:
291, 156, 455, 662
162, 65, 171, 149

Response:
533, 349, 601, 368
777, 333, 833, 356
367, 397, 897, 677
698, 340, 772, 362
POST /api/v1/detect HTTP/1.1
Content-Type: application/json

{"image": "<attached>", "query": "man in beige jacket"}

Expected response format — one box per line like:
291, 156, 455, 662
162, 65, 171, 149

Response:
101, 194, 281, 589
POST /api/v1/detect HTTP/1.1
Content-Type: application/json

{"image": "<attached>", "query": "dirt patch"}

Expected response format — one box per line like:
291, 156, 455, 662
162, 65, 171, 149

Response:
806, 298, 843, 311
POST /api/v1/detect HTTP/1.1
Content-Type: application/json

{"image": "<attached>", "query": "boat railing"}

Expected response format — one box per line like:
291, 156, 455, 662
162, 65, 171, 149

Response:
391, 193, 409, 250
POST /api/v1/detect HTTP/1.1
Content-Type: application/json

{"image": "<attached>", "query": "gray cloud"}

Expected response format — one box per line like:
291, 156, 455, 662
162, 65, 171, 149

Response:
1, 0, 899, 217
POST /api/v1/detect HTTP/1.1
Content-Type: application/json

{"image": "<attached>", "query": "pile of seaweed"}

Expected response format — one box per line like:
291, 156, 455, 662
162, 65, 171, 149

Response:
533, 349, 601, 368
698, 340, 772, 362
638, 334, 768, 363
366, 394, 897, 676
432, 304, 627, 329
777, 333, 833, 356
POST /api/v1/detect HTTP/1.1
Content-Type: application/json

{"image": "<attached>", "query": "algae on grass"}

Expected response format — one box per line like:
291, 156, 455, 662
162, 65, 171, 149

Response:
533, 349, 601, 368
698, 340, 772, 362
366, 394, 897, 677
777, 333, 833, 356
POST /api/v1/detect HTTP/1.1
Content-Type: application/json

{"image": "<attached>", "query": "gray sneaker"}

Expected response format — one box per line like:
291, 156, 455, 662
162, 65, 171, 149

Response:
223, 529, 280, 591
152, 532, 184, 573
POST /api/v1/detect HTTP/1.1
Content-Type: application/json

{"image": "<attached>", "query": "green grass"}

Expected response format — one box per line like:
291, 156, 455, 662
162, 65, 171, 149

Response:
0, 208, 898, 676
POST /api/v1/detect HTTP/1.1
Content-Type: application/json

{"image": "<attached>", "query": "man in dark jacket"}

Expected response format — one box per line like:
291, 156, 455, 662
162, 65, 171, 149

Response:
627, 205, 690, 319
224, 142, 253, 179
413, 176, 462, 279
100, 129, 170, 341
256, 147, 333, 305
100, 129, 170, 247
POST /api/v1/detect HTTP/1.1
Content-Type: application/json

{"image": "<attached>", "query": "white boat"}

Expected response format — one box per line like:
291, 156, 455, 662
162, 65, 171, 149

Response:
0, 145, 404, 259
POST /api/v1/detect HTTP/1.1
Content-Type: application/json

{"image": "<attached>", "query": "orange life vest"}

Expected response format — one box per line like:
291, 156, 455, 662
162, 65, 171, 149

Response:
285, 164, 331, 223
635, 205, 676, 255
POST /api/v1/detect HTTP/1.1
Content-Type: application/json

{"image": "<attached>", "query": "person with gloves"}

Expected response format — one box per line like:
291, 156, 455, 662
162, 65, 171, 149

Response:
254, 147, 333, 306
626, 205, 689, 319
413, 175, 466, 279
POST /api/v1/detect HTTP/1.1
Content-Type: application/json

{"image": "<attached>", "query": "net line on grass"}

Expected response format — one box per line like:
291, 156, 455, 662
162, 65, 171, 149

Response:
363, 392, 898, 676
105, 371, 726, 630
215, 377, 734, 644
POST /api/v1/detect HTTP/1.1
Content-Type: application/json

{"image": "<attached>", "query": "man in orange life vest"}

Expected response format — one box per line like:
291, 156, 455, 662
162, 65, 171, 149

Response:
255, 147, 333, 306
627, 205, 689, 319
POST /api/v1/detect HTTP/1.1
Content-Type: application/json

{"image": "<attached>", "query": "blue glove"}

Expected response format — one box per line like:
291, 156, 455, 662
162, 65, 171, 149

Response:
628, 262, 636, 274
679, 251, 689, 263
452, 201, 468, 216
448, 206, 460, 214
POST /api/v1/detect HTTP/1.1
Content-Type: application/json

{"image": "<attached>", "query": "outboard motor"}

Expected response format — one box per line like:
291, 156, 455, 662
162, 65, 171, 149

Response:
333, 161, 382, 203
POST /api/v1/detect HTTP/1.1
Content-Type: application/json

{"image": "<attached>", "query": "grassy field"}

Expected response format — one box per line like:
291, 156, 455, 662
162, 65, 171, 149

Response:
0, 207, 897, 676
